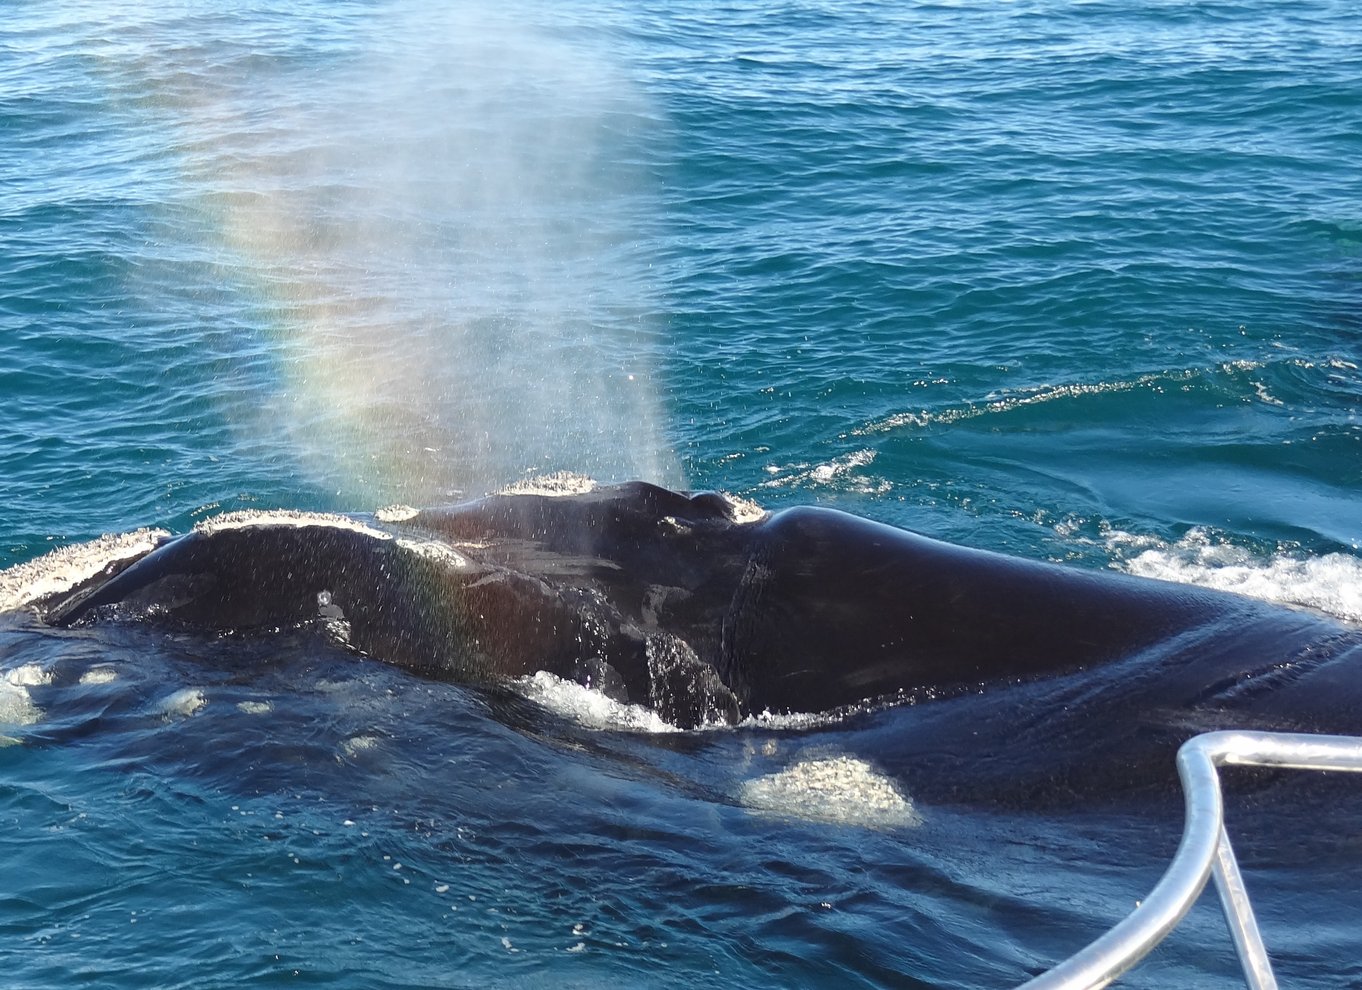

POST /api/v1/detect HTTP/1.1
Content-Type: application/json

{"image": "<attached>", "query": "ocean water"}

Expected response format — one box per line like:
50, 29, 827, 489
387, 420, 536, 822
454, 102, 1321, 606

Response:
2, 1, 1361, 987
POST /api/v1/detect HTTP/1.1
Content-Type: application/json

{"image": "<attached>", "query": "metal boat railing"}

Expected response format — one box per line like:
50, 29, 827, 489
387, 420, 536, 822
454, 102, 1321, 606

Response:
1018, 730, 1362, 990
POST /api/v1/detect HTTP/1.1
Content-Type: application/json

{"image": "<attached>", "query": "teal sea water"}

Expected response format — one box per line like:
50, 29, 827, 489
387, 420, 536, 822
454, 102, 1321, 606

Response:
3, 1, 1361, 987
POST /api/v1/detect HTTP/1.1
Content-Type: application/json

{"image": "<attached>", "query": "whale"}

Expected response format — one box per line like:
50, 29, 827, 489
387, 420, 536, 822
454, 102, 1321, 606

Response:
17, 481, 1362, 758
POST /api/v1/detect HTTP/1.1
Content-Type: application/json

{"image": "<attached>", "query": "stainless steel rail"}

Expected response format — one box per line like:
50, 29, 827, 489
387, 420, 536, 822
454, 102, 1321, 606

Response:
1018, 730, 1362, 990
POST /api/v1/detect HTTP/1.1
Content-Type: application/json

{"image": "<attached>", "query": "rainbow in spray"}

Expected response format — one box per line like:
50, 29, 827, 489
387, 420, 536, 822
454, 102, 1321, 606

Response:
140, 3, 681, 506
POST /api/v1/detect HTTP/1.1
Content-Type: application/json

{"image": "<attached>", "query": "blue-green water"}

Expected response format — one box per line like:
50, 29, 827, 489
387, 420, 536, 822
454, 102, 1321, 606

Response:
3, 1, 1361, 987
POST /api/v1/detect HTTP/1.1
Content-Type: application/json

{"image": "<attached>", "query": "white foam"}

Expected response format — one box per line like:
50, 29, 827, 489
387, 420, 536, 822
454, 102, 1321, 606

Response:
739, 755, 922, 828
341, 734, 382, 758
514, 671, 680, 732
740, 708, 853, 731
315, 678, 362, 695
237, 700, 273, 715
78, 666, 119, 686
0, 665, 47, 727
0, 528, 170, 612
5, 664, 51, 688
159, 688, 207, 718
1110, 528, 1362, 623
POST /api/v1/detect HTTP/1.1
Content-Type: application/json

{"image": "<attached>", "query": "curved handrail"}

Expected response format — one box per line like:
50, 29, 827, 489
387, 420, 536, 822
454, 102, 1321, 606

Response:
1018, 730, 1362, 990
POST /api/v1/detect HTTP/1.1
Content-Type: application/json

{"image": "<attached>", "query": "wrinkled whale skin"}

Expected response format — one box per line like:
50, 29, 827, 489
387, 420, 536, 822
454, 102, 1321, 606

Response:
32, 482, 1362, 737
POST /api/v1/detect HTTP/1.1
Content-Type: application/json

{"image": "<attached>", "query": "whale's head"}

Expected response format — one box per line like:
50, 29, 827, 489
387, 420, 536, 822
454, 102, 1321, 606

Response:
36, 482, 759, 727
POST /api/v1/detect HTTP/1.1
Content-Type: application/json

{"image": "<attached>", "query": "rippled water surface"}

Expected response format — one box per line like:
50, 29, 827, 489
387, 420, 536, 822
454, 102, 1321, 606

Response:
3, 1, 1361, 987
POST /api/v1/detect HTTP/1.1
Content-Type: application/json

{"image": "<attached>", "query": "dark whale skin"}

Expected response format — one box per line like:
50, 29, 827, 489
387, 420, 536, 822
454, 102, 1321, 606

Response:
36, 482, 1362, 738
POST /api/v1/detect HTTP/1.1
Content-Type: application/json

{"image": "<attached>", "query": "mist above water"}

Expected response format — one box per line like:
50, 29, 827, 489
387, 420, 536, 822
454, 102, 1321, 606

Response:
172, 4, 682, 505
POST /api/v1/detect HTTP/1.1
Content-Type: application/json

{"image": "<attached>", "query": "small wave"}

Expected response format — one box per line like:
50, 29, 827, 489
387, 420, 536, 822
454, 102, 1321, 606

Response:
852, 357, 1310, 439
1108, 528, 1362, 623
759, 449, 889, 493
852, 371, 1198, 437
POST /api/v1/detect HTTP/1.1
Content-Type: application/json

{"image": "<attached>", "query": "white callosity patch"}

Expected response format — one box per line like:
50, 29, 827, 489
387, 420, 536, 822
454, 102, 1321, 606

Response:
375, 505, 420, 522
394, 538, 469, 568
717, 492, 767, 524
514, 671, 680, 733
1109, 528, 1362, 623
0, 512, 408, 616
194, 510, 393, 541
78, 666, 119, 686
498, 473, 598, 497
739, 756, 922, 828
0, 528, 170, 612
